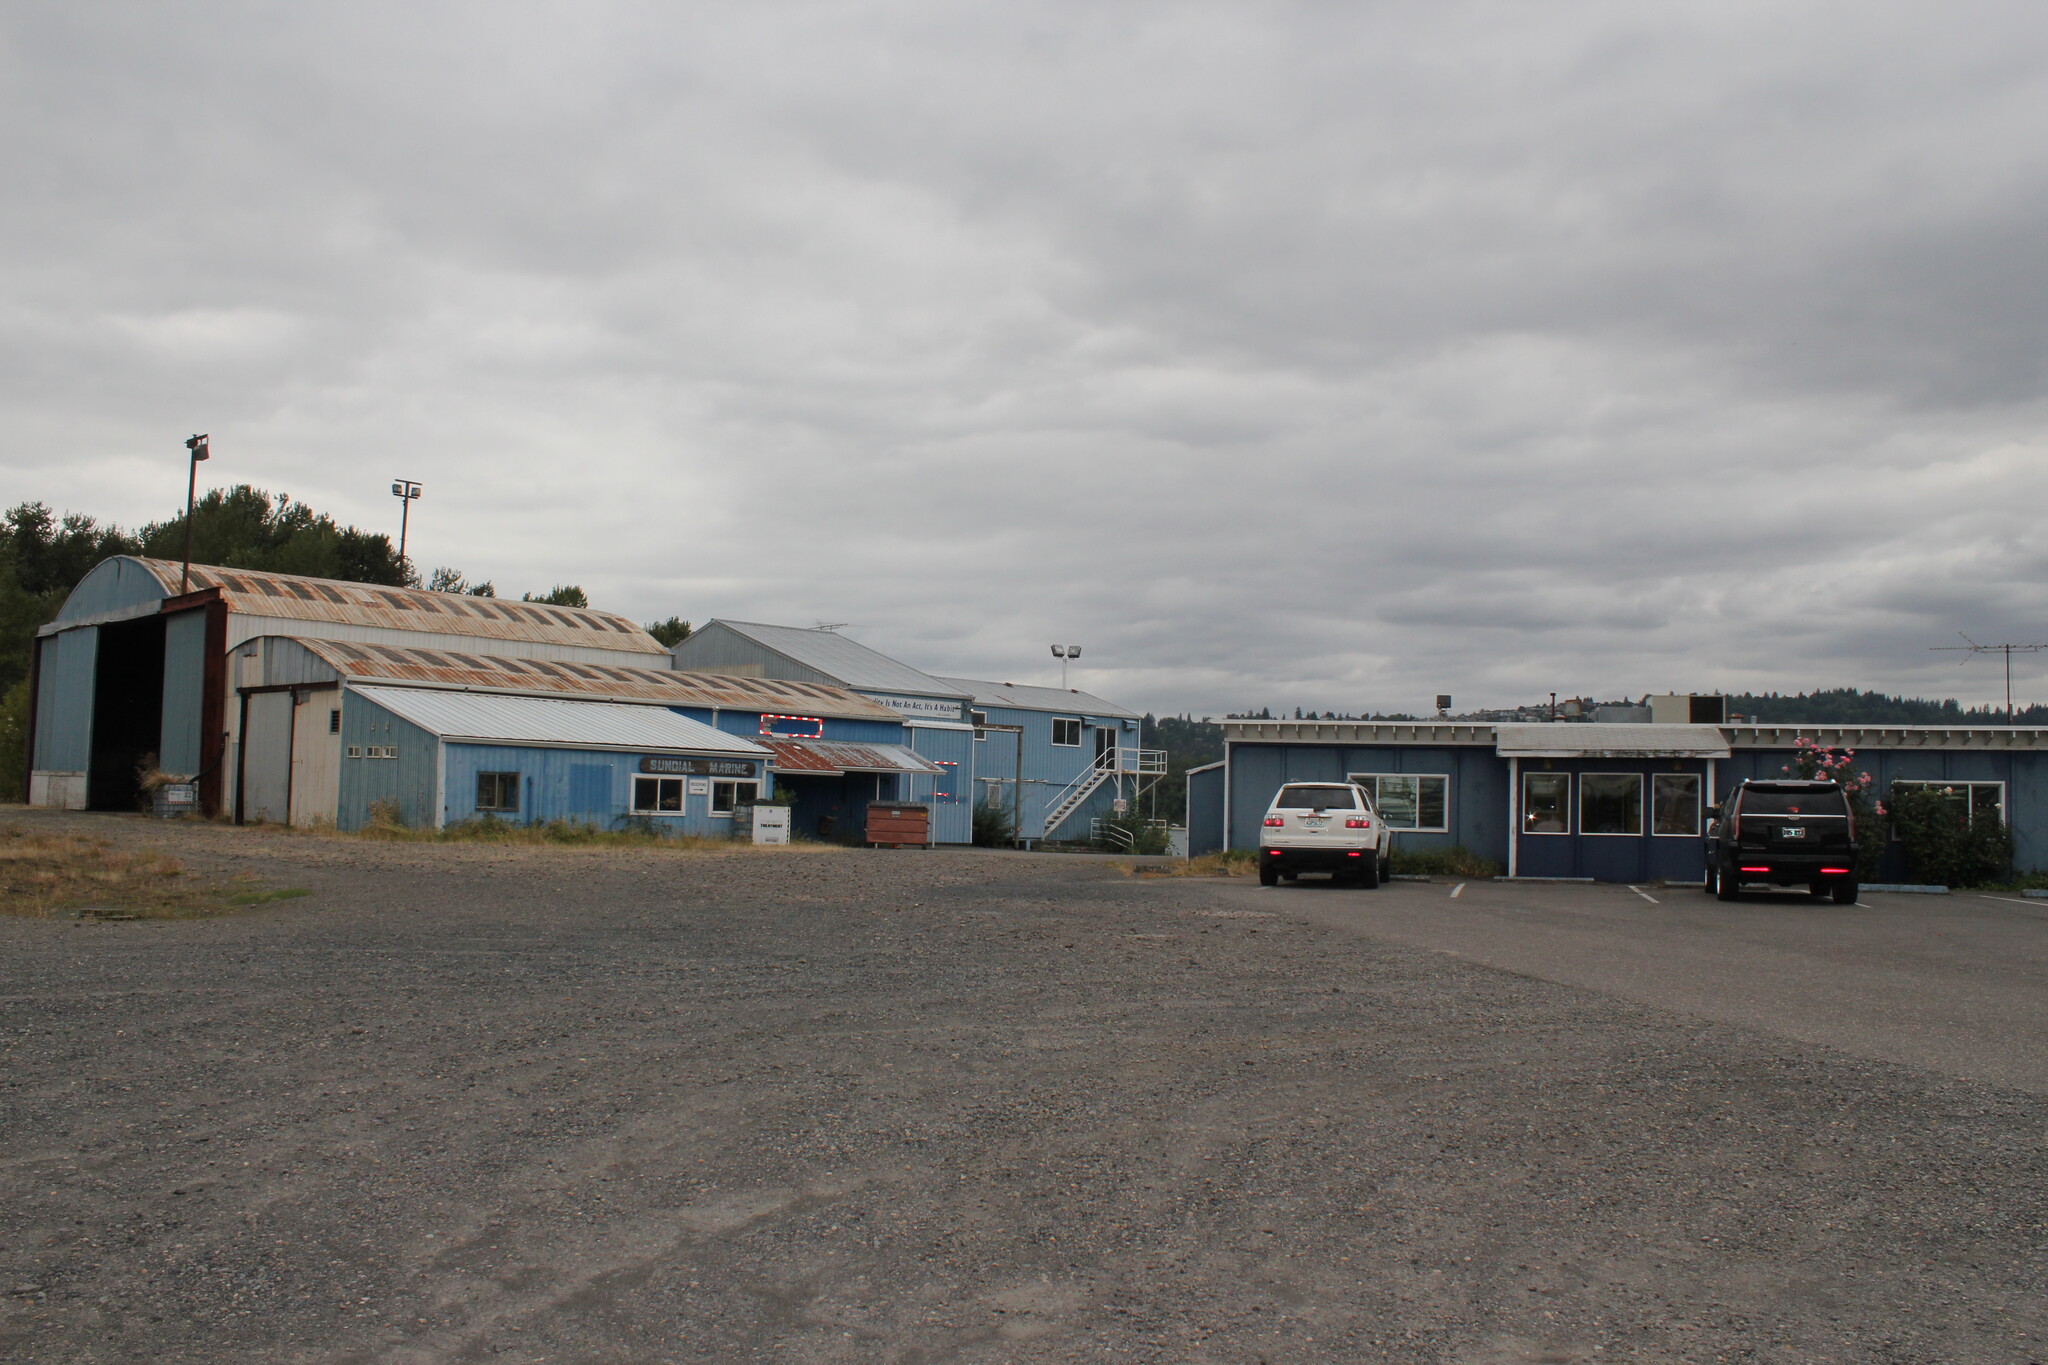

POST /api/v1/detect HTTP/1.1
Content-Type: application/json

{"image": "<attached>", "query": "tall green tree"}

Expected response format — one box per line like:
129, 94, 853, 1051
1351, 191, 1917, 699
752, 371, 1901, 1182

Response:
137, 485, 409, 587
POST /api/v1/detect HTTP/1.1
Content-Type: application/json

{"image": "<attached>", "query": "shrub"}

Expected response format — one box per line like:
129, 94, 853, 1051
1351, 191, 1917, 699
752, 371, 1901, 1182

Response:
1094, 806, 1171, 855
1388, 844, 1503, 878
1887, 784, 2012, 887
972, 799, 1015, 848
0, 680, 26, 803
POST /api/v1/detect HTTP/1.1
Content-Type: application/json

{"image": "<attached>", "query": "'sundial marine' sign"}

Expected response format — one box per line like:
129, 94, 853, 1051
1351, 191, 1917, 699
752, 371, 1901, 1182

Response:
639, 756, 755, 777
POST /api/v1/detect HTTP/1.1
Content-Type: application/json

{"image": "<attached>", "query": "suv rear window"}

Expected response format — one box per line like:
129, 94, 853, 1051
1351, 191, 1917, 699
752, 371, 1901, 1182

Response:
1274, 785, 1358, 810
1740, 788, 1848, 816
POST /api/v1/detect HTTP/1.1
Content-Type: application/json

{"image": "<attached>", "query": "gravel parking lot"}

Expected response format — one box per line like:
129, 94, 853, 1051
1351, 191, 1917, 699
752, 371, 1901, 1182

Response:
2, 811, 2043, 1364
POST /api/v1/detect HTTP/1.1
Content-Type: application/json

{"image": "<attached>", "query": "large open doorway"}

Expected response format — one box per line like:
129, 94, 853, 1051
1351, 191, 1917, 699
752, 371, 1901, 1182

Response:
88, 616, 166, 810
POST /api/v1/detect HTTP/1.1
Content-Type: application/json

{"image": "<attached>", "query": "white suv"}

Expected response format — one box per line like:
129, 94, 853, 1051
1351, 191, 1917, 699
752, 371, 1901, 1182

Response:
1258, 782, 1391, 888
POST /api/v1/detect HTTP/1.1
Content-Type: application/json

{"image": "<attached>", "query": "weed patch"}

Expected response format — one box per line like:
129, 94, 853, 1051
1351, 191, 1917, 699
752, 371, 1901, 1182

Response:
1129, 849, 1259, 878
0, 829, 270, 919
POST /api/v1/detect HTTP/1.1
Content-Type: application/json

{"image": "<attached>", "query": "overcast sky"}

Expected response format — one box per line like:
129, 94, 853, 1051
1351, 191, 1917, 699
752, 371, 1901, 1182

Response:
6, 2, 2047, 716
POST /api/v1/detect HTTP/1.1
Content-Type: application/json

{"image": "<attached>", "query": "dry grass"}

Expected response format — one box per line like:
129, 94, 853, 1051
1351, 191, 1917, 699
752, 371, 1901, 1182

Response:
1124, 849, 1260, 878
328, 810, 839, 855
0, 828, 275, 920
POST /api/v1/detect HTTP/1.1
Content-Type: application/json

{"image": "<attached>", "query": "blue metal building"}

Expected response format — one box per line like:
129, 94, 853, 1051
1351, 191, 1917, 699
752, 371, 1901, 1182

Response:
670, 621, 1161, 844
1192, 717, 2048, 879
224, 635, 935, 834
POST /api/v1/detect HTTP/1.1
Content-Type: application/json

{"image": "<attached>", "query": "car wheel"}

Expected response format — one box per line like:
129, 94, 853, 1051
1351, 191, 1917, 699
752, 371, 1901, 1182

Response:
1716, 864, 1741, 901
1832, 880, 1858, 905
1258, 859, 1278, 888
1357, 856, 1379, 890
1703, 865, 1718, 895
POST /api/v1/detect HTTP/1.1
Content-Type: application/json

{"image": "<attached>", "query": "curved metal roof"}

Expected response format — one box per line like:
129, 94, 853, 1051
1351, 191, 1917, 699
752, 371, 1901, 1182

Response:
113, 557, 664, 654
294, 637, 903, 720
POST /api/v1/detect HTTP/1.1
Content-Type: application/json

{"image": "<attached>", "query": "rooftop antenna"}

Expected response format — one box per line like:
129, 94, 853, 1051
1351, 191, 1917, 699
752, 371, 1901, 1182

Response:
1931, 633, 2047, 724
812, 621, 849, 632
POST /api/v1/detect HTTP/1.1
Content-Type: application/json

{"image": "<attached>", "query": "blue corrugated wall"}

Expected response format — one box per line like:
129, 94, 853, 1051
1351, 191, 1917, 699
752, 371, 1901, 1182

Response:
52, 557, 166, 622
971, 704, 1143, 841
905, 724, 973, 843
439, 743, 764, 836
33, 628, 98, 772
336, 693, 438, 831
158, 612, 208, 776
1187, 765, 1224, 856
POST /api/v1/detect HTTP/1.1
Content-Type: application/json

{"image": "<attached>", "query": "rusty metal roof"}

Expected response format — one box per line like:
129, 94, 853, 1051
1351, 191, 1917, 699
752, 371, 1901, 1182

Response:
133, 557, 665, 655
293, 637, 905, 720
756, 738, 944, 776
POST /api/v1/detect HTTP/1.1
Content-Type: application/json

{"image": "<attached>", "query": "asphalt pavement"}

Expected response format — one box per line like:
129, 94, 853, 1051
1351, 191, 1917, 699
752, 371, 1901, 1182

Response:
1225, 873, 2048, 1094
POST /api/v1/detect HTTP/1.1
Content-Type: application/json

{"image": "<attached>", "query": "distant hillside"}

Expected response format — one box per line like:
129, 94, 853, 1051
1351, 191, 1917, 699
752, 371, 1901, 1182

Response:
1726, 689, 2048, 726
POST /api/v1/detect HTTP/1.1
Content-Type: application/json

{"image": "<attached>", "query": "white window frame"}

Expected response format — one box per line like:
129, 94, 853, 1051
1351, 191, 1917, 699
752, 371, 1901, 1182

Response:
1522, 771, 1571, 835
1650, 772, 1701, 837
632, 775, 687, 815
1579, 772, 1644, 837
711, 779, 761, 815
1050, 717, 1082, 747
1888, 780, 2006, 836
970, 709, 988, 741
1346, 773, 1450, 833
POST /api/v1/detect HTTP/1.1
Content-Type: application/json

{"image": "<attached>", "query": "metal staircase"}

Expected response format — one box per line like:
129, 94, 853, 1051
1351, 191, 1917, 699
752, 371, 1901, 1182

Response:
1041, 746, 1166, 838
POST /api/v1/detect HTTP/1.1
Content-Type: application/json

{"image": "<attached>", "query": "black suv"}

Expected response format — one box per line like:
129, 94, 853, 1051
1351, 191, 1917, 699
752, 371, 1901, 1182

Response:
1705, 779, 1859, 903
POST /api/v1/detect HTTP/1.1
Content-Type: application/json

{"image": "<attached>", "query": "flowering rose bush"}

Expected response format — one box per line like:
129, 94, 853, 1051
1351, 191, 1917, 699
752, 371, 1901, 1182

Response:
1781, 738, 1885, 881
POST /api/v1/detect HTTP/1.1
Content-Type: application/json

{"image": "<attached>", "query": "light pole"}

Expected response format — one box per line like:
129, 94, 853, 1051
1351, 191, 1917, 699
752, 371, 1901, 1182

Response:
1050, 643, 1082, 688
181, 434, 210, 593
390, 479, 422, 581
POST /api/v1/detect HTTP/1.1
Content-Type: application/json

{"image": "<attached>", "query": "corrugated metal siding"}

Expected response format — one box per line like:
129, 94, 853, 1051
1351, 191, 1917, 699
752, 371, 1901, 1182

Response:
251, 636, 346, 687
351, 686, 769, 757
337, 692, 438, 831
1187, 764, 1224, 856
973, 702, 1143, 839
673, 620, 969, 699
120, 558, 664, 656
441, 743, 752, 836
906, 724, 973, 843
33, 627, 97, 772
52, 558, 167, 623
670, 622, 840, 687
1224, 743, 1508, 863
159, 612, 209, 775
934, 675, 1137, 720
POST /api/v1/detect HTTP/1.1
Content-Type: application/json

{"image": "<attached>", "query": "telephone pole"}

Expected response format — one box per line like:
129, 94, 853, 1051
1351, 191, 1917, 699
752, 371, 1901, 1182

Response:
1931, 634, 2047, 724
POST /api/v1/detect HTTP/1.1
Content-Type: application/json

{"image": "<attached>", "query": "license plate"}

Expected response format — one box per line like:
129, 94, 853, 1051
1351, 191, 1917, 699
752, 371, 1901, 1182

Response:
1303, 817, 1328, 828
1780, 826, 1804, 839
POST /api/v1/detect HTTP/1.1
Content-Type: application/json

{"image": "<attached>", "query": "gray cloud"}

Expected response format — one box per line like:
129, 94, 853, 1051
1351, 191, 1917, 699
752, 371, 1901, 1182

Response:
6, 0, 2048, 716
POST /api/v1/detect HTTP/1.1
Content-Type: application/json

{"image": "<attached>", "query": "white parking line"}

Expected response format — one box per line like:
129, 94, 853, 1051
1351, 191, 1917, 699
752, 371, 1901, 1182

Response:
1450, 883, 1465, 898
1628, 885, 1660, 904
1976, 894, 2046, 907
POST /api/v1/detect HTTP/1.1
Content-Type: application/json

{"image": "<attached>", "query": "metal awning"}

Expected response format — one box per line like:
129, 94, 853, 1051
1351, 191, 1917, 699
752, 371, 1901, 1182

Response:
1493, 723, 1731, 759
759, 739, 945, 776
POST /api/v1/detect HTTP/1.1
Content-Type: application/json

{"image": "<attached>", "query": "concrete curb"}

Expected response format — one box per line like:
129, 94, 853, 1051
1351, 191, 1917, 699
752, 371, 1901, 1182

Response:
1861, 883, 1949, 894
1493, 876, 1596, 884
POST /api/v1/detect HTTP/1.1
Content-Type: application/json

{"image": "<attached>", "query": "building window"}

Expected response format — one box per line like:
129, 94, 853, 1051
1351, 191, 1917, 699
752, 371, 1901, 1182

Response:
711, 779, 760, 814
1888, 781, 2005, 835
1523, 772, 1570, 834
476, 772, 521, 814
632, 775, 686, 814
1347, 774, 1449, 832
1652, 774, 1700, 836
328, 708, 341, 734
1580, 773, 1643, 835
1051, 717, 1082, 747
970, 709, 987, 740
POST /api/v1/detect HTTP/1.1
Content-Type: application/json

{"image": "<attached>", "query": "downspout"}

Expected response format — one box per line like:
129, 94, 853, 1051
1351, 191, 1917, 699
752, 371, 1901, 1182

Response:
1507, 755, 1519, 879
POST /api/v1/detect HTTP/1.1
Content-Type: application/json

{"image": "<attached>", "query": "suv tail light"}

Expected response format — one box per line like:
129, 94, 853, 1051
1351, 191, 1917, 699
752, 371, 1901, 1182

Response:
1344, 817, 1370, 828
1263, 816, 1285, 827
